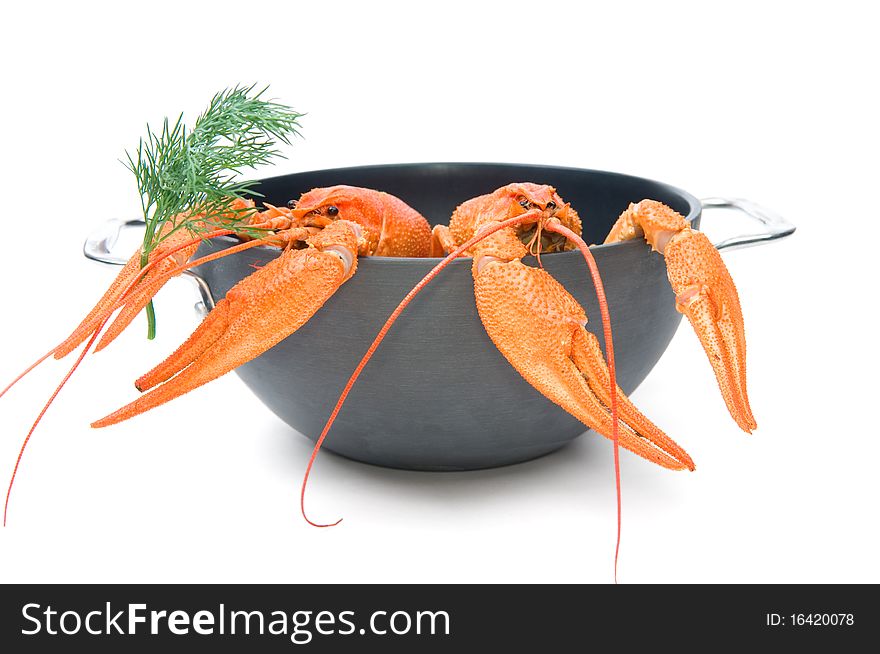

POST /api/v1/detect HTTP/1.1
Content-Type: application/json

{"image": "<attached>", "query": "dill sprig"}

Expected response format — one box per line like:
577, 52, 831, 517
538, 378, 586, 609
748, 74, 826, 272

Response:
123, 85, 302, 338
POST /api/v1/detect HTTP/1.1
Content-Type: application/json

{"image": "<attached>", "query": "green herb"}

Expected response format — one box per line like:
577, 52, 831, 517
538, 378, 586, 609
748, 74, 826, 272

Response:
124, 84, 303, 338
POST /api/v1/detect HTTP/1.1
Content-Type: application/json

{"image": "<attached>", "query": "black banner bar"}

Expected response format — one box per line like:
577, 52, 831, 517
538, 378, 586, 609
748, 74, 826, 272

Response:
0, 584, 874, 651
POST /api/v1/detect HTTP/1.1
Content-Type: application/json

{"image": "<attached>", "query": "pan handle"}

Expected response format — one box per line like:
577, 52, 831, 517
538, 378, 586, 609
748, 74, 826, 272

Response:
83, 217, 147, 265
82, 217, 216, 316
700, 197, 796, 251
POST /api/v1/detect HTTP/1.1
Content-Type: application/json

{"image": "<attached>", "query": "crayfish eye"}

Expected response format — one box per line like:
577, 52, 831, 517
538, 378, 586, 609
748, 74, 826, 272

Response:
327, 205, 339, 216
546, 201, 557, 210
519, 199, 530, 209
286, 199, 297, 209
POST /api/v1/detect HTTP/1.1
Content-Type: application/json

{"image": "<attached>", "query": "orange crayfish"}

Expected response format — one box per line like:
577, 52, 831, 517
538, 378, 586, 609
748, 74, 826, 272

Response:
1, 185, 432, 520
426, 183, 753, 468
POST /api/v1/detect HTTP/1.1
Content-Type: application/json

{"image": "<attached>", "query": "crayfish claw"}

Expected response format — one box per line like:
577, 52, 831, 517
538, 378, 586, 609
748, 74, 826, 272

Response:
93, 221, 363, 428
667, 234, 756, 432
607, 200, 756, 433
474, 256, 693, 470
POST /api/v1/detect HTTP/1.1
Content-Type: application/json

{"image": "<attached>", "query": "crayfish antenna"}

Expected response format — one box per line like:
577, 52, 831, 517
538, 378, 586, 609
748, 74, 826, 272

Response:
0, 348, 57, 402
543, 220, 624, 583
298, 213, 542, 529
312, 215, 629, 581
4, 328, 100, 526
2, 230, 241, 524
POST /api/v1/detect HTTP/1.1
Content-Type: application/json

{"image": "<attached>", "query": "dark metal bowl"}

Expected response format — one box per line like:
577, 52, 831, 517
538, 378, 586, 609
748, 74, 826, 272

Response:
183, 163, 790, 470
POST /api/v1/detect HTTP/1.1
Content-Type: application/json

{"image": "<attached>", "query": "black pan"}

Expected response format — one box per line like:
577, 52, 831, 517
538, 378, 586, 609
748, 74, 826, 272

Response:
86, 163, 794, 470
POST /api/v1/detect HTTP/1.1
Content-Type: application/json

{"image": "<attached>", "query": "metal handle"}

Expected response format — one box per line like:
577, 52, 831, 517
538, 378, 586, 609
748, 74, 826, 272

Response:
82, 217, 216, 316
83, 217, 147, 265
186, 272, 216, 316
700, 197, 796, 251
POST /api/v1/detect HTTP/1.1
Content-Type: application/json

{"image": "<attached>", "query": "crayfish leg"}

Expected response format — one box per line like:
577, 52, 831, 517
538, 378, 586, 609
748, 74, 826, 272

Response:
430, 225, 456, 257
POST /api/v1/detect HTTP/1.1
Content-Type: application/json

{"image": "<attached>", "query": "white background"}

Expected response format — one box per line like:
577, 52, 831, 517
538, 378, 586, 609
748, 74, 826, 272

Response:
0, 1, 876, 584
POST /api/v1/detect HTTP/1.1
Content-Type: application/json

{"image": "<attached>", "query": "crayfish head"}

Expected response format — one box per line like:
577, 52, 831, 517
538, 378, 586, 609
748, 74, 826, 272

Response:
287, 186, 358, 225
504, 182, 561, 214
286, 185, 384, 254
497, 183, 582, 254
